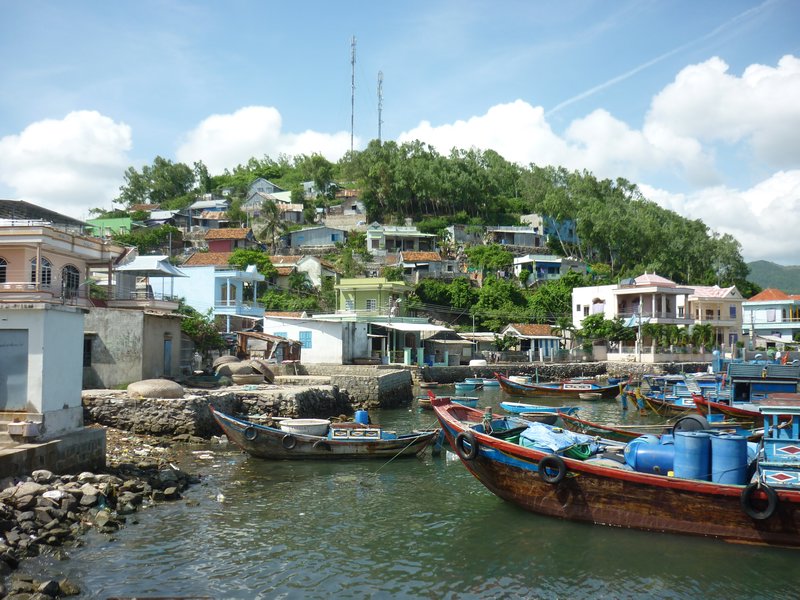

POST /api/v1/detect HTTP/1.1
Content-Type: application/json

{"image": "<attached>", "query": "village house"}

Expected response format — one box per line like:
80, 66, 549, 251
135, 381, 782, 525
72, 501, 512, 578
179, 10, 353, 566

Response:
484, 225, 544, 251
366, 223, 437, 257
203, 227, 259, 253
571, 273, 732, 362
268, 255, 339, 289
512, 254, 586, 285
286, 225, 346, 250
153, 251, 265, 332
501, 323, 562, 360
742, 288, 800, 348
0, 203, 128, 444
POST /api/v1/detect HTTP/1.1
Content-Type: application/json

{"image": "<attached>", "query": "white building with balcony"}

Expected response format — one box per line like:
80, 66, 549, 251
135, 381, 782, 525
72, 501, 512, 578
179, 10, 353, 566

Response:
742, 288, 800, 346
150, 251, 266, 332
0, 212, 127, 442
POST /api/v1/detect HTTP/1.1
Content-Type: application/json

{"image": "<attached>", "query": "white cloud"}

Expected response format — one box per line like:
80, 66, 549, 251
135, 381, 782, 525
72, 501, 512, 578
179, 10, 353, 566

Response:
399, 100, 571, 167
175, 106, 353, 174
641, 170, 800, 265
648, 55, 800, 167
0, 111, 132, 218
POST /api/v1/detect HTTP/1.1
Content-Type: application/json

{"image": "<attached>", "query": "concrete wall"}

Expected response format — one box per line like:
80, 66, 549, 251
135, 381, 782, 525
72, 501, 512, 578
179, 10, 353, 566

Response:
84, 308, 183, 388
1, 304, 85, 436
84, 308, 144, 389
142, 313, 183, 379
302, 365, 413, 408
263, 317, 344, 364
0, 428, 106, 478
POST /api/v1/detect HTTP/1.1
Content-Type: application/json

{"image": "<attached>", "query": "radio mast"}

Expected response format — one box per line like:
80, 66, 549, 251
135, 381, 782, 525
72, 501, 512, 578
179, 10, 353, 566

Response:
377, 71, 383, 143
350, 36, 356, 154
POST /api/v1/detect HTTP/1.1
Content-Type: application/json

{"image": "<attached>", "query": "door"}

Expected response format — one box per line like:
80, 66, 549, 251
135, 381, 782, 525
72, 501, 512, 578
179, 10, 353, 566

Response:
163, 338, 173, 376
0, 330, 29, 411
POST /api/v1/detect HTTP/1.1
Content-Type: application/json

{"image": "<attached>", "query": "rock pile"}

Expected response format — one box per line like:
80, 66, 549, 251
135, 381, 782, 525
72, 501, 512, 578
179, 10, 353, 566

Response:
0, 433, 200, 597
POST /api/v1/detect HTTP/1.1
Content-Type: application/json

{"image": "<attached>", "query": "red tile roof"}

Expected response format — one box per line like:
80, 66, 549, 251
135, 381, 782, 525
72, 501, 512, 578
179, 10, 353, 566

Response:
204, 228, 251, 240
182, 252, 233, 267
507, 323, 555, 337
400, 251, 441, 262
748, 288, 791, 301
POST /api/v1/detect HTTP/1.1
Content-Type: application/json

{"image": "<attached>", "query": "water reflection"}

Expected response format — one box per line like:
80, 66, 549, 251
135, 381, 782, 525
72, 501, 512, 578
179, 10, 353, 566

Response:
16, 386, 800, 599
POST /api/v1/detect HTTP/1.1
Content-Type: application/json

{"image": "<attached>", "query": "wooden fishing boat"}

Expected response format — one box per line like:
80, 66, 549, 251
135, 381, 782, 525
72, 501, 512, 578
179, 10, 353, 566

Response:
692, 393, 800, 421
495, 372, 621, 399
557, 411, 647, 443
455, 380, 483, 392
210, 406, 438, 460
431, 397, 800, 548
423, 390, 478, 408
641, 394, 698, 417
419, 381, 439, 389
500, 401, 578, 415
417, 396, 433, 410
481, 377, 500, 387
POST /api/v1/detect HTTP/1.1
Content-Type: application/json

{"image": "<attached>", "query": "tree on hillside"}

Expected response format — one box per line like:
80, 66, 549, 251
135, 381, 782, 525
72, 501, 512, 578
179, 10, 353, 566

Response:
116, 157, 196, 208
254, 200, 287, 253
227, 249, 276, 278
465, 244, 513, 274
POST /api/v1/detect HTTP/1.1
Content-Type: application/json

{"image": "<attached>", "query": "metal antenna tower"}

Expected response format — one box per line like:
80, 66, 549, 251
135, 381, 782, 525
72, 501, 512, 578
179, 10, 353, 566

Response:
377, 70, 383, 143
350, 35, 356, 154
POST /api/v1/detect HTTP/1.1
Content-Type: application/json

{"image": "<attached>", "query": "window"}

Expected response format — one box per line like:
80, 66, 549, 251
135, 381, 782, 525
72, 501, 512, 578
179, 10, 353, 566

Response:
30, 257, 52, 286
62, 265, 80, 298
583, 306, 589, 317
344, 299, 355, 311
83, 337, 93, 367
366, 299, 377, 311
299, 331, 312, 349
0, 257, 6, 284
274, 331, 287, 339
576, 304, 581, 312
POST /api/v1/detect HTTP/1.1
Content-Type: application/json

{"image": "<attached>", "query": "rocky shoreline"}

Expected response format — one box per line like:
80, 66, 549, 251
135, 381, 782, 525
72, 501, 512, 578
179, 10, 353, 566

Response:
0, 426, 202, 598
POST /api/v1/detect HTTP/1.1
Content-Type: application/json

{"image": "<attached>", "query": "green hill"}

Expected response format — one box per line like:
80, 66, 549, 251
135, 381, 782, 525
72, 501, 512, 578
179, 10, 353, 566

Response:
747, 261, 800, 294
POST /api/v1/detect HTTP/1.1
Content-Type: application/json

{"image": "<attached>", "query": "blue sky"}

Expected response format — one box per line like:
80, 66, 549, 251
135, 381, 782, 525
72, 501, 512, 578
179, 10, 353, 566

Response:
1, 0, 799, 265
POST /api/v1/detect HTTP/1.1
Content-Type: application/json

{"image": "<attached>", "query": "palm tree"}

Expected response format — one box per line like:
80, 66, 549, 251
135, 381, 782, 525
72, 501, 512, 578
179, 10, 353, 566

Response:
551, 316, 576, 350
255, 200, 287, 253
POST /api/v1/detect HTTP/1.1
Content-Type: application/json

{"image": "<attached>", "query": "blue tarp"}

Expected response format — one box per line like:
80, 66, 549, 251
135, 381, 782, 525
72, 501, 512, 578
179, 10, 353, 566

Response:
519, 422, 598, 453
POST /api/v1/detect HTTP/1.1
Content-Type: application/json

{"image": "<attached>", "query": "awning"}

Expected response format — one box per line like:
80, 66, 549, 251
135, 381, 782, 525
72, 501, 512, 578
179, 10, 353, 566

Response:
371, 322, 450, 332
116, 255, 187, 278
624, 315, 651, 327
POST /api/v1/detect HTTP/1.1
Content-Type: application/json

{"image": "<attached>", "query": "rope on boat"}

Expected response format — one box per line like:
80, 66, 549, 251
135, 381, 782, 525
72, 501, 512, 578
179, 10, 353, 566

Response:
373, 434, 429, 474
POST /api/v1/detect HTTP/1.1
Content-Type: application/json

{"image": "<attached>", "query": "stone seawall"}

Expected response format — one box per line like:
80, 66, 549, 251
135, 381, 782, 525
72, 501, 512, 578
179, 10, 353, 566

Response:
420, 362, 710, 383
299, 366, 413, 409
82, 384, 355, 438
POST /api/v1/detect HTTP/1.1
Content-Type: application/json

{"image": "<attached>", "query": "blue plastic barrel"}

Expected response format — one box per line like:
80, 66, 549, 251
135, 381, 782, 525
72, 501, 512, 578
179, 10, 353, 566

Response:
711, 433, 748, 484
674, 431, 711, 480
354, 410, 370, 425
624, 435, 674, 475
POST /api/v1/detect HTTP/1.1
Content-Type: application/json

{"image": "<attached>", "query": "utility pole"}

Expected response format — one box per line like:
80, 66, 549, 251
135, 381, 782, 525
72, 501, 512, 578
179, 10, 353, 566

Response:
377, 70, 383, 143
350, 36, 356, 154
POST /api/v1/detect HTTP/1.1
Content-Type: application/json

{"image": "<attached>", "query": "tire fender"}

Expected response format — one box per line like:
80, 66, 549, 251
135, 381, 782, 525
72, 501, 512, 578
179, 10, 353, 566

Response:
281, 433, 297, 450
539, 454, 567, 484
455, 431, 478, 460
741, 482, 778, 520
244, 426, 258, 441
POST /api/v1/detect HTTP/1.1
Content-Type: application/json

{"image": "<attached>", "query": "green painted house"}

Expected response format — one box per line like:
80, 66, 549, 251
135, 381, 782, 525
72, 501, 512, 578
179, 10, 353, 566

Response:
335, 277, 411, 316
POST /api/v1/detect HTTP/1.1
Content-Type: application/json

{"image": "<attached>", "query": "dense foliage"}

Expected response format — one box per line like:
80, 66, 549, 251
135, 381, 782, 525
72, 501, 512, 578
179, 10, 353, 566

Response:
108, 139, 763, 338
176, 301, 225, 355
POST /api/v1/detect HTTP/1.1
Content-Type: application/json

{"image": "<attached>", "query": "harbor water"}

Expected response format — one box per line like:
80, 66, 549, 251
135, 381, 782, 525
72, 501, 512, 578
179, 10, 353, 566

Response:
17, 386, 800, 599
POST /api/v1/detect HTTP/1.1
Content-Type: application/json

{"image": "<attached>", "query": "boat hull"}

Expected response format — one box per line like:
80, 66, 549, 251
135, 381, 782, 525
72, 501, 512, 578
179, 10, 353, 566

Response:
495, 373, 620, 399
557, 412, 643, 443
432, 400, 800, 547
211, 406, 437, 460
